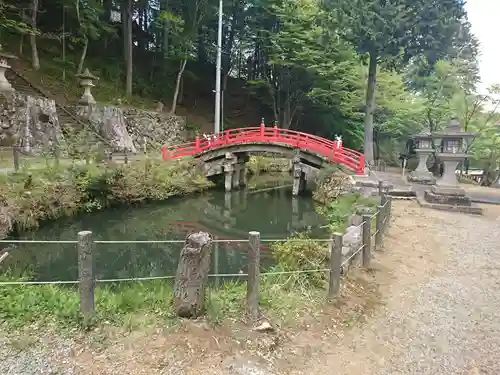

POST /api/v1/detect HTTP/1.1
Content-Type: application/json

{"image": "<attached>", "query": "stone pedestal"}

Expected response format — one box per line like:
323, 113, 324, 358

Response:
419, 153, 482, 214
408, 149, 435, 184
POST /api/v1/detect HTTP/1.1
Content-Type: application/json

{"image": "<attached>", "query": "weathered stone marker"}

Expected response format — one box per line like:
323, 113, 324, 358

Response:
247, 231, 261, 323
78, 230, 94, 323
173, 231, 213, 318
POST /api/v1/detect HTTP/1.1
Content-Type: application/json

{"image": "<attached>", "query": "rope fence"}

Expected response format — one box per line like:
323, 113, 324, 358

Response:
0, 181, 393, 322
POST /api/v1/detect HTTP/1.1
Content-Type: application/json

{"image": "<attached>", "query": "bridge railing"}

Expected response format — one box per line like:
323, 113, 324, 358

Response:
162, 125, 365, 174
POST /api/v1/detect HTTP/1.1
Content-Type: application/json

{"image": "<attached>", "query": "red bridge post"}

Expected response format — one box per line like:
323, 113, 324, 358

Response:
359, 155, 365, 174
161, 145, 168, 161
195, 136, 201, 152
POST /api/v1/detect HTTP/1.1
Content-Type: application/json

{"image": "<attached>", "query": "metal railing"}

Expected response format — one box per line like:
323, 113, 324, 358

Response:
0, 186, 393, 321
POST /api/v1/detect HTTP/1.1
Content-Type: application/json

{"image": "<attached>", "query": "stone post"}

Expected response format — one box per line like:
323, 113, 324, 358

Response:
224, 164, 234, 192
233, 165, 241, 189
292, 159, 306, 196
223, 152, 236, 192
173, 231, 213, 318
239, 165, 247, 187
78, 230, 94, 324
76, 68, 99, 105
247, 231, 260, 323
224, 191, 232, 217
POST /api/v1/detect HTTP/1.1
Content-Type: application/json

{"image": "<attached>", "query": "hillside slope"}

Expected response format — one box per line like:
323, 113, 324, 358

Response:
3, 49, 265, 135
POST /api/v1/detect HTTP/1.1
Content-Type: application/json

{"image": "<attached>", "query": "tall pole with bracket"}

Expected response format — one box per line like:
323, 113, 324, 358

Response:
214, 0, 223, 134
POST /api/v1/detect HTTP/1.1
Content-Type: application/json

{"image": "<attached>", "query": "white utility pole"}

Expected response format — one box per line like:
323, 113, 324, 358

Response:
214, 0, 223, 134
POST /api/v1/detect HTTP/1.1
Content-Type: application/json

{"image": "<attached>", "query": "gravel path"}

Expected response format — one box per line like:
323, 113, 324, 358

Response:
289, 202, 500, 375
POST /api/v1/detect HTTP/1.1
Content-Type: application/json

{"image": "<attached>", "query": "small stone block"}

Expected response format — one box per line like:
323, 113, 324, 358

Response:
431, 185, 466, 196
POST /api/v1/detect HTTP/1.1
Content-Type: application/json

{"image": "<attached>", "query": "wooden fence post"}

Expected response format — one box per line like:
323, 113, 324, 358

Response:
387, 196, 392, 228
78, 230, 94, 323
328, 232, 343, 298
12, 145, 19, 171
362, 215, 371, 267
375, 207, 383, 250
381, 193, 388, 234
247, 231, 260, 323
378, 180, 383, 196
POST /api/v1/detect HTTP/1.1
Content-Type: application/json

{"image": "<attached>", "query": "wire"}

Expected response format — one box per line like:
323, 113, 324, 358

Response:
0, 268, 333, 286
341, 243, 365, 267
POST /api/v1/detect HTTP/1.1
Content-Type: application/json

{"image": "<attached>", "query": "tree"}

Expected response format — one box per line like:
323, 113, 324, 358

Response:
168, 0, 207, 114
29, 0, 40, 70
123, 0, 133, 96
247, 0, 361, 129
326, 0, 474, 166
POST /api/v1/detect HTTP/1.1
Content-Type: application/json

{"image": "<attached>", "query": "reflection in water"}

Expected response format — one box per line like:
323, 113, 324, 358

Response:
3, 175, 328, 281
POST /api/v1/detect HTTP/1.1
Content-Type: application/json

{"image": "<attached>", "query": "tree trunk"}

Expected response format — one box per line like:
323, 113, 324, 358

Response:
173, 232, 213, 318
363, 52, 378, 167
30, 0, 40, 70
161, 0, 170, 59
19, 10, 25, 55
170, 59, 187, 114
77, 36, 89, 74
124, 0, 133, 96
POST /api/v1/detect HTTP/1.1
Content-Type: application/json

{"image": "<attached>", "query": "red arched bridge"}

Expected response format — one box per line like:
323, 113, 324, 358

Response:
161, 125, 365, 175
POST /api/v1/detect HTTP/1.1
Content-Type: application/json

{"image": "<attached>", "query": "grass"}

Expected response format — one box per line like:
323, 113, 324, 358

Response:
0, 277, 176, 330
317, 193, 379, 232
0, 263, 327, 331
0, 157, 212, 234
247, 155, 290, 175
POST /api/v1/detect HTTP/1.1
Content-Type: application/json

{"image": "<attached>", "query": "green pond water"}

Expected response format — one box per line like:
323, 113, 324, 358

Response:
3, 174, 329, 282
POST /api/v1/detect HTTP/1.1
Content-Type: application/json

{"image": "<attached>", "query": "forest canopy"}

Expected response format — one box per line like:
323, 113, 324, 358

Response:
1, 0, 499, 179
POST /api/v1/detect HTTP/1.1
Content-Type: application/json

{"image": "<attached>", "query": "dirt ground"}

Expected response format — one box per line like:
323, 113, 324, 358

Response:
5, 201, 500, 375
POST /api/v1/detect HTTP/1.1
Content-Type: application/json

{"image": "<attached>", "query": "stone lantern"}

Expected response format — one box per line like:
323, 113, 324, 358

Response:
408, 128, 435, 184
421, 118, 481, 213
432, 118, 474, 187
0, 44, 16, 94
76, 68, 98, 105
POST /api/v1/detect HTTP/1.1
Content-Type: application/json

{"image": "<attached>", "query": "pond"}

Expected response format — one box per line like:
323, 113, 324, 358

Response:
3, 174, 329, 282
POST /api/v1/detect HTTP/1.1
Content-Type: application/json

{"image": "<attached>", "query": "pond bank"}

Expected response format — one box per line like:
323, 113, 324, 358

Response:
0, 160, 377, 333
0, 158, 211, 237
0, 155, 293, 238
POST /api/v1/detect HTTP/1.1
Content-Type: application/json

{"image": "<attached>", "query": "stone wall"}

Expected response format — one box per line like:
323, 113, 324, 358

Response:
0, 93, 63, 153
122, 107, 185, 150
75, 105, 186, 153
0, 93, 187, 155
